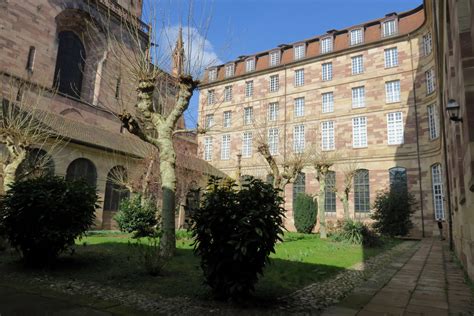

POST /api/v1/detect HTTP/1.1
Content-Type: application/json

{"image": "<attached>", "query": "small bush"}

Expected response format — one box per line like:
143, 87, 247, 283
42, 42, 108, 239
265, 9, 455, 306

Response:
130, 237, 166, 276
371, 188, 416, 237
331, 220, 381, 247
293, 193, 317, 234
0, 176, 97, 265
114, 195, 158, 238
190, 176, 285, 299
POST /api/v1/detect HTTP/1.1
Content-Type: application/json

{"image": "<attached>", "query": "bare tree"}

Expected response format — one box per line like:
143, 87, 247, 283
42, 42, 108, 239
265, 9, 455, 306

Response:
310, 149, 337, 239
81, 1, 217, 257
254, 121, 306, 192
335, 160, 359, 221
0, 78, 65, 192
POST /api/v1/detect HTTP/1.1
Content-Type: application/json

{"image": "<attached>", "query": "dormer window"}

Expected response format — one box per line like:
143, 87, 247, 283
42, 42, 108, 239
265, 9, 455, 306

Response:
225, 64, 235, 78
246, 58, 255, 72
53, 31, 86, 98
269, 50, 280, 67
208, 68, 217, 81
320, 37, 333, 54
382, 19, 397, 37
349, 29, 363, 46
294, 43, 305, 60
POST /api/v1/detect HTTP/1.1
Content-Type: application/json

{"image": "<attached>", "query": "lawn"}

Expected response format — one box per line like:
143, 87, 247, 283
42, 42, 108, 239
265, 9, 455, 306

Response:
0, 231, 400, 299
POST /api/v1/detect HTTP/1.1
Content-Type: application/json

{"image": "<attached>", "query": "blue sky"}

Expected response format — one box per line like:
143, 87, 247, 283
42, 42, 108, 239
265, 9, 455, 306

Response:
146, 0, 422, 127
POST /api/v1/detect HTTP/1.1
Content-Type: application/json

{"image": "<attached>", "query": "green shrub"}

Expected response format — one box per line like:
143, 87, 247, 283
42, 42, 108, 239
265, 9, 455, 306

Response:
190, 176, 285, 299
114, 195, 158, 238
371, 188, 416, 237
293, 193, 317, 234
331, 220, 381, 247
130, 237, 166, 276
0, 176, 97, 265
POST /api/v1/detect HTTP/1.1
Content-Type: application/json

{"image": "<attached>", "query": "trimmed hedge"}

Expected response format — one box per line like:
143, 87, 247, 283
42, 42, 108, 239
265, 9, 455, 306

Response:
293, 193, 318, 234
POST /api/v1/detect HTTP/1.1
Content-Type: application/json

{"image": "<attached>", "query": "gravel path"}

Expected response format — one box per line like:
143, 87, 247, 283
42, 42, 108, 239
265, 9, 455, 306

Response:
0, 240, 419, 315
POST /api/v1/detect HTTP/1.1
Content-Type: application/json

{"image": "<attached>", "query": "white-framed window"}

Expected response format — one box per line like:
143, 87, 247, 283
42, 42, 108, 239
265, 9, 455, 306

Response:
246, 58, 255, 72
384, 47, 398, 68
387, 112, 404, 145
385, 80, 401, 103
427, 104, 439, 140
322, 92, 334, 113
268, 102, 279, 121
245, 81, 254, 97
224, 85, 232, 101
322, 62, 333, 81
225, 64, 234, 78
223, 111, 232, 128
207, 89, 215, 105
382, 19, 397, 37
243, 106, 253, 125
423, 32, 432, 56
221, 134, 231, 160
204, 137, 213, 161
294, 44, 305, 60
426, 69, 436, 95
293, 124, 305, 153
352, 86, 365, 108
268, 128, 279, 155
269, 74, 279, 92
350, 28, 363, 46
205, 114, 214, 129
321, 121, 335, 151
431, 164, 445, 220
352, 55, 364, 75
321, 37, 333, 54
295, 69, 305, 86
352, 116, 368, 148
242, 132, 253, 158
208, 68, 217, 81
294, 97, 305, 117
269, 50, 281, 66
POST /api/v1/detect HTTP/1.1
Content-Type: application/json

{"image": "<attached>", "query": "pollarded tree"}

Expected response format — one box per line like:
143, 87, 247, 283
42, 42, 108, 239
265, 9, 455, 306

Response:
0, 79, 64, 193
335, 161, 359, 221
310, 149, 337, 239
82, 1, 219, 257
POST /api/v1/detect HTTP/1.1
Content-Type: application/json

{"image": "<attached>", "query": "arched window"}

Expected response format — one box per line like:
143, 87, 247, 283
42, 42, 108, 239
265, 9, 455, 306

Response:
389, 167, 407, 191
325, 171, 336, 214
431, 164, 445, 220
66, 158, 97, 188
16, 148, 54, 181
293, 172, 305, 210
53, 31, 86, 98
354, 169, 370, 213
103, 166, 130, 211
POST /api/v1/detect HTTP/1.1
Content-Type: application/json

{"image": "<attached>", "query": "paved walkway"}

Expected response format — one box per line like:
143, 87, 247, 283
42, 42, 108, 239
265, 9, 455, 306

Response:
324, 238, 474, 316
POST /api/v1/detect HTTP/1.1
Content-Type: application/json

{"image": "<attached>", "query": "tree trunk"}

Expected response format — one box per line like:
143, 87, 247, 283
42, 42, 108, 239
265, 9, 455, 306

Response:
342, 195, 350, 220
318, 178, 327, 239
157, 134, 176, 258
2, 150, 26, 192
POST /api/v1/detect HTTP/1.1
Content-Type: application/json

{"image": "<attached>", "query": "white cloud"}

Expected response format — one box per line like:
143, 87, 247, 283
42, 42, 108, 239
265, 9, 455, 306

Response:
155, 25, 222, 77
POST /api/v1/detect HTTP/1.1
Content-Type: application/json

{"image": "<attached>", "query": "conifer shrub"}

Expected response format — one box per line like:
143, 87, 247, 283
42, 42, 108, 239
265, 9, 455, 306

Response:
0, 176, 97, 266
114, 195, 158, 238
190, 176, 285, 299
371, 187, 416, 237
293, 193, 318, 234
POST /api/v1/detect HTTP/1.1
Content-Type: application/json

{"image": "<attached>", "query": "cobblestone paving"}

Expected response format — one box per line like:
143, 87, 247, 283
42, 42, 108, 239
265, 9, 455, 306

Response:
0, 241, 419, 315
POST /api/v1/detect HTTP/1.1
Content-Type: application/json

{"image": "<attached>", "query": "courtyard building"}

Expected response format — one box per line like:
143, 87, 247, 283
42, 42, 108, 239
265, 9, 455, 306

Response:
199, 2, 437, 236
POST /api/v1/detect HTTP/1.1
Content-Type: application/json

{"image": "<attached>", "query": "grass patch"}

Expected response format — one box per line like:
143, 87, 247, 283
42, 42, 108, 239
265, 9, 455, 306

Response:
0, 231, 401, 299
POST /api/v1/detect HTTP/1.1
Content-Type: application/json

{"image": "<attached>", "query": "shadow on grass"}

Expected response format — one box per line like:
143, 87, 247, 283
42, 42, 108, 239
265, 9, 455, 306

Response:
0, 233, 404, 311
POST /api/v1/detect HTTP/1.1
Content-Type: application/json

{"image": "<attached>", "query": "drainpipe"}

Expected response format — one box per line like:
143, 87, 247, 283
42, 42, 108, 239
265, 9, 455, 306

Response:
409, 33, 426, 237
